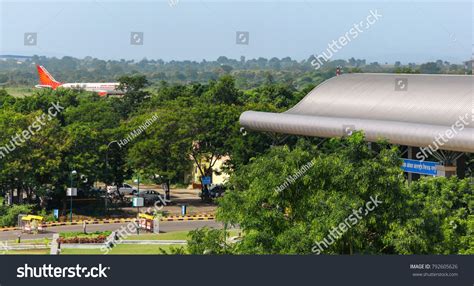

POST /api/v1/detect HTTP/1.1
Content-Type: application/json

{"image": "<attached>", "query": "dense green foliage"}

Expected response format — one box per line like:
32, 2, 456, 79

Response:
387, 177, 473, 254
0, 204, 33, 227
0, 59, 472, 254
186, 135, 473, 255
187, 227, 232, 255
0, 74, 287, 219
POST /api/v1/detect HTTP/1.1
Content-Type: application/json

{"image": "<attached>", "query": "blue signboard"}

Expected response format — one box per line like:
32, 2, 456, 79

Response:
202, 176, 212, 185
401, 159, 438, 176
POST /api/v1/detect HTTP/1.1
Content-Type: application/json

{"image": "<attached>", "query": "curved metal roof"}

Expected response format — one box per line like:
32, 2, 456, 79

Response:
240, 73, 474, 153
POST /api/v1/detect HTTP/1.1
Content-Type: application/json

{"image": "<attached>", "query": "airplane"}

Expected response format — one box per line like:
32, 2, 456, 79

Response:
35, 65, 124, 96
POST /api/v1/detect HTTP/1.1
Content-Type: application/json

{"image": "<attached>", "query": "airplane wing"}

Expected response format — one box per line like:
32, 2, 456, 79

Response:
34, 84, 53, 89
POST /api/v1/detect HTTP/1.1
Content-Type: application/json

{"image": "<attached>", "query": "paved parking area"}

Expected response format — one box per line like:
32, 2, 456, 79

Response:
119, 187, 218, 215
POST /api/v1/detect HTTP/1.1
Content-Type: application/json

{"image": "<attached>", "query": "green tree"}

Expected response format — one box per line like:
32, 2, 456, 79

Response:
187, 227, 233, 254
386, 177, 473, 254
126, 108, 190, 199
214, 134, 406, 254
130, 85, 244, 191
0, 108, 65, 207
65, 99, 126, 187
180, 100, 242, 185
0, 89, 15, 107
419, 62, 441, 74
204, 75, 242, 105
117, 74, 150, 117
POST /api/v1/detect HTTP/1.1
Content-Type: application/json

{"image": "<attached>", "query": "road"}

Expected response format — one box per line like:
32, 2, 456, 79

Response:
0, 220, 222, 241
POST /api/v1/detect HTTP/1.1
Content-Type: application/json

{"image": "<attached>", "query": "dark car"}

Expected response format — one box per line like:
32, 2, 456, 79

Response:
77, 187, 106, 198
200, 184, 226, 201
138, 190, 164, 205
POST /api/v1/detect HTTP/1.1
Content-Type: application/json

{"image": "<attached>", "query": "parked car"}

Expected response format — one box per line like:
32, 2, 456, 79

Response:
77, 187, 106, 198
138, 190, 164, 204
107, 183, 138, 195
200, 184, 226, 201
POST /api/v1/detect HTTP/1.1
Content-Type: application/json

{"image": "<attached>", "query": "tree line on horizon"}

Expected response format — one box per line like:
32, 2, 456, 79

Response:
0, 55, 470, 90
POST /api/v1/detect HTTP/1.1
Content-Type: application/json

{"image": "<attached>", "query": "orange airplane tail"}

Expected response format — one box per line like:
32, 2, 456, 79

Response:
36, 65, 62, 89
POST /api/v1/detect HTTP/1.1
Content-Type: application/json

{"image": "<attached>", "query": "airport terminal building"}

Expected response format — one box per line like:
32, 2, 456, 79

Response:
240, 73, 473, 179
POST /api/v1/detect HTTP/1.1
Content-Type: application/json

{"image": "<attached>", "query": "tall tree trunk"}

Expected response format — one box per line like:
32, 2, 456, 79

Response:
165, 180, 170, 201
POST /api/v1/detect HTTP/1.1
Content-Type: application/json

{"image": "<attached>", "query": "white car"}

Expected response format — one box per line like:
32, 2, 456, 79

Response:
107, 183, 138, 195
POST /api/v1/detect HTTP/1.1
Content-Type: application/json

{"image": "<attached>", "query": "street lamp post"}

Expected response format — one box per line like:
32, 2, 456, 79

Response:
134, 175, 140, 235
69, 170, 77, 222
105, 141, 117, 213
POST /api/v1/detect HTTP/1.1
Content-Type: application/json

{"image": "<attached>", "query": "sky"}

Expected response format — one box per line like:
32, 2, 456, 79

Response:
0, 0, 472, 63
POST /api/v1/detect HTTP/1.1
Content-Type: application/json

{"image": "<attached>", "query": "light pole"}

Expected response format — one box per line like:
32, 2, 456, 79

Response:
69, 170, 77, 222
134, 176, 141, 212
134, 175, 141, 235
105, 141, 117, 213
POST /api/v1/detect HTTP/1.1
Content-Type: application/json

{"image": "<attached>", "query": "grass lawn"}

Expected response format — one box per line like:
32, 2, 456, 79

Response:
6, 238, 51, 244
4, 87, 34, 97
61, 244, 185, 255
4, 249, 50, 255
60, 231, 111, 238
125, 229, 241, 241
124, 230, 189, 241
1, 229, 242, 255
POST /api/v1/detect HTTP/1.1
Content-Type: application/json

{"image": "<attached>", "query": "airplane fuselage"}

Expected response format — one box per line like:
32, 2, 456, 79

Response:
34, 65, 124, 96
60, 83, 122, 94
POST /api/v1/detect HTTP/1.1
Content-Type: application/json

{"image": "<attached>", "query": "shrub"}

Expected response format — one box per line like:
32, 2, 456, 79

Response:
59, 231, 111, 239
187, 227, 230, 254
0, 204, 34, 227
57, 231, 112, 244
37, 209, 56, 222
58, 235, 108, 244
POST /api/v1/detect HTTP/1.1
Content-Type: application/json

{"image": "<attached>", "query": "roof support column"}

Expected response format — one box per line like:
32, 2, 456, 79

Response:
407, 146, 420, 183
455, 154, 467, 179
